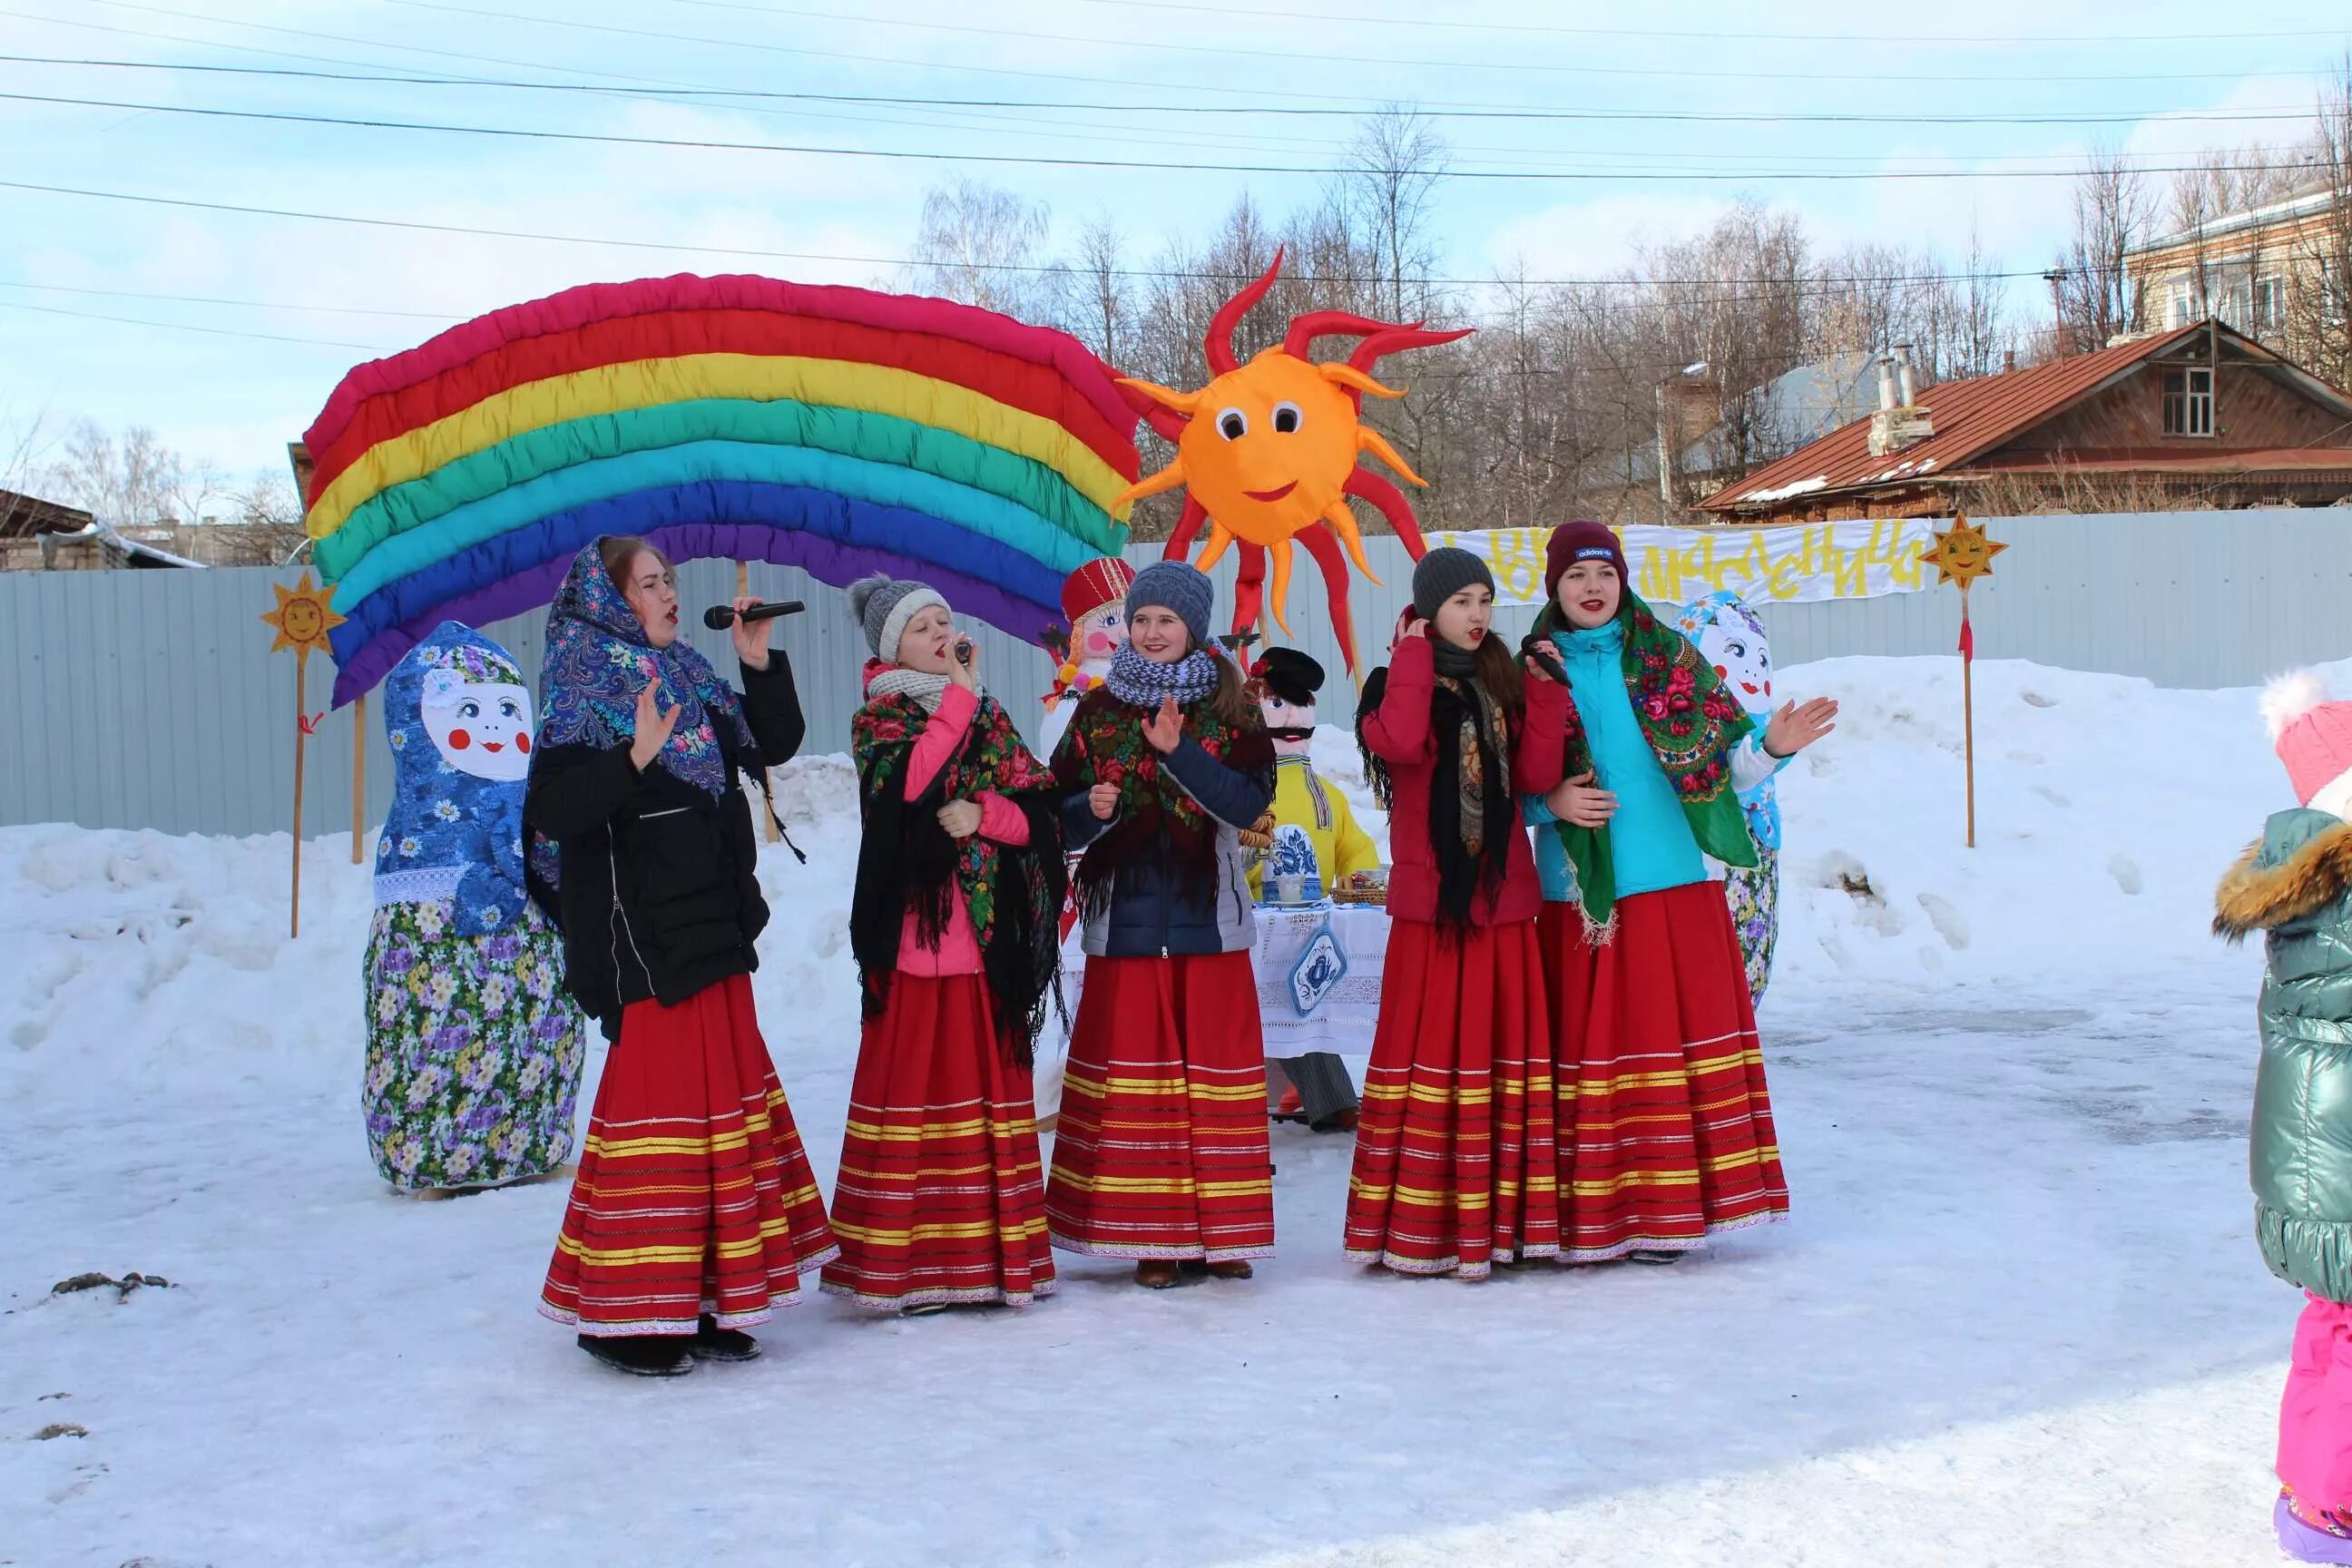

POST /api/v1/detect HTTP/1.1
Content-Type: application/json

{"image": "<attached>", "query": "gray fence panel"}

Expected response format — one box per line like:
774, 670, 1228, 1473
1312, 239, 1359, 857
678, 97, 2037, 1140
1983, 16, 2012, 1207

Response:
5, 508, 2350, 837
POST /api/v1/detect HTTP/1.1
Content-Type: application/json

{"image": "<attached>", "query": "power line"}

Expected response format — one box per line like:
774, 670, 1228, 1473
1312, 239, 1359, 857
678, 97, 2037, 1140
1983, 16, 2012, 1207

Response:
0, 176, 2160, 294
530, 0, 2337, 85
11, 56, 2328, 170
7, 21, 2328, 127
1069, 0, 2352, 46
0, 299, 389, 350
0, 279, 459, 319
2, 54, 2330, 135
9, 90, 2343, 182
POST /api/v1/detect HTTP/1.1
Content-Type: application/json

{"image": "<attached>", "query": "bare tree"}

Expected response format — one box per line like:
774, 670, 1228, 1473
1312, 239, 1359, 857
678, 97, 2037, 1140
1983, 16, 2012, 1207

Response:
233, 473, 302, 528
1056, 212, 1136, 369
2053, 145, 2155, 354
1343, 105, 1450, 327
905, 178, 1053, 318
43, 420, 220, 526
1, 403, 61, 534
2289, 57, 2352, 387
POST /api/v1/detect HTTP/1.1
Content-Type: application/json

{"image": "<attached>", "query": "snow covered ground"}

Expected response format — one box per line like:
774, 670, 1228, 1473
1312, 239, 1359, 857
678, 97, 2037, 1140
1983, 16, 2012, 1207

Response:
0, 654, 2319, 1566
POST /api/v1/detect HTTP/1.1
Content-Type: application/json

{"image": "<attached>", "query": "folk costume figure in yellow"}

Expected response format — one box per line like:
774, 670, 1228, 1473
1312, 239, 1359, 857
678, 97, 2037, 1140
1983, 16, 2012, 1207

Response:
1245, 647, 1379, 904
1114, 248, 1469, 675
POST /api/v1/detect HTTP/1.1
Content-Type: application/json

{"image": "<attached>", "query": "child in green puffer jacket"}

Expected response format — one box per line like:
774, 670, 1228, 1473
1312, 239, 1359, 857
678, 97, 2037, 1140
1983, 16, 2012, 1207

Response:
2215, 670, 2352, 1564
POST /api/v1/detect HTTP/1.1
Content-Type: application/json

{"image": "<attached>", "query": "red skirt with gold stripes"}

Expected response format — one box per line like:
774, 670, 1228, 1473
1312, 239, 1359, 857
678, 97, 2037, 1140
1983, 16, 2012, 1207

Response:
1044, 950, 1275, 1262
539, 973, 839, 1337
1344, 916, 1560, 1279
820, 973, 1054, 1310
1539, 882, 1788, 1262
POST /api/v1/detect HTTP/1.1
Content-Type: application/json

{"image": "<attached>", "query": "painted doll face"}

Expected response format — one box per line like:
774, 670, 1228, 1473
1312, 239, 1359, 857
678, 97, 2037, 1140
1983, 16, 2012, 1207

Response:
1692, 618, 1772, 717
1073, 600, 1128, 666
1259, 690, 1317, 759
421, 674, 534, 781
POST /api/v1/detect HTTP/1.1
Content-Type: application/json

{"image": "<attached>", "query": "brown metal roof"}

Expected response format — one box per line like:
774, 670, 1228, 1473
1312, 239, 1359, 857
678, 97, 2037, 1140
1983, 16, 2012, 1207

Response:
1701, 322, 2225, 514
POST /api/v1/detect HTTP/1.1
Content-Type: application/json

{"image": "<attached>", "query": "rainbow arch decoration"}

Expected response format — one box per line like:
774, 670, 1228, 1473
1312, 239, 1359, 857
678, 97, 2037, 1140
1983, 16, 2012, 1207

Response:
302, 273, 1142, 707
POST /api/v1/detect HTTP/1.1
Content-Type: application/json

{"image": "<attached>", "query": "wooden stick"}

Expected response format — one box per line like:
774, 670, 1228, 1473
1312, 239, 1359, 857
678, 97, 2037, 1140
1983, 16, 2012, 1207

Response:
292, 652, 308, 939
739, 559, 782, 845
350, 691, 368, 865
1962, 591, 1977, 850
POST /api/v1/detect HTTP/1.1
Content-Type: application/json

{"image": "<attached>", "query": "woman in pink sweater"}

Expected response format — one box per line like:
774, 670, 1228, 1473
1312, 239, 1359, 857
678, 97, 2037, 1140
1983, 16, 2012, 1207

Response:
830, 573, 1067, 1313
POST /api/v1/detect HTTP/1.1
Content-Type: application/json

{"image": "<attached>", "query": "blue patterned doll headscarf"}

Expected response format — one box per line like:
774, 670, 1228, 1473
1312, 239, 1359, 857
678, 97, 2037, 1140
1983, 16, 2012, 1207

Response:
1669, 592, 1785, 850
377, 622, 536, 936
534, 541, 756, 799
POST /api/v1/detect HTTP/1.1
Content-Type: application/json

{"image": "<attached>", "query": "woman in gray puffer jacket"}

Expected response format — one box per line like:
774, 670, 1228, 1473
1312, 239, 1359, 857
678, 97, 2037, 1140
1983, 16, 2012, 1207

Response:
2215, 671, 2352, 1564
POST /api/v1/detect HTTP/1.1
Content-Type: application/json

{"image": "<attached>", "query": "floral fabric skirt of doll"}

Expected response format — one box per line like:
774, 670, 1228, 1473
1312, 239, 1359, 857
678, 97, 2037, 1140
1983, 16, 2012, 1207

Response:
362, 899, 584, 1191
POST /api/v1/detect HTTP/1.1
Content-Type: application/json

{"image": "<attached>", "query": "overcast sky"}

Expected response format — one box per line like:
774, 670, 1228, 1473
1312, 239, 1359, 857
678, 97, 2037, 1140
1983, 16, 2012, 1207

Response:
3, 0, 2347, 490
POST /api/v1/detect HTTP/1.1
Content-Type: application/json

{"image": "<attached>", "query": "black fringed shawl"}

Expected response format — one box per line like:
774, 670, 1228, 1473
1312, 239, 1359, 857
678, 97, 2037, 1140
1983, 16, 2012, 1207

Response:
849, 691, 1066, 1065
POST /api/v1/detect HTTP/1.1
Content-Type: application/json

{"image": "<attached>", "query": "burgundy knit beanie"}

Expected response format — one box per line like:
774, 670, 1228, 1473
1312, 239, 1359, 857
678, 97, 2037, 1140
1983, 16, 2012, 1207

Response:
1544, 520, 1629, 603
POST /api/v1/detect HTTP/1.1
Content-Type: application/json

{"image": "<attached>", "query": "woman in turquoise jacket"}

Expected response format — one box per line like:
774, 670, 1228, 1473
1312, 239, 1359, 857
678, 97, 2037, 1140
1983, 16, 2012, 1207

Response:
1523, 521, 1837, 1264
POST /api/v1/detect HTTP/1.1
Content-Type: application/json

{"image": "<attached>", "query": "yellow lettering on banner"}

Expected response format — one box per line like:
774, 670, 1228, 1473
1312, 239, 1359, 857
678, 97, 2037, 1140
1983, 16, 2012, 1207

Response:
1491, 527, 1545, 604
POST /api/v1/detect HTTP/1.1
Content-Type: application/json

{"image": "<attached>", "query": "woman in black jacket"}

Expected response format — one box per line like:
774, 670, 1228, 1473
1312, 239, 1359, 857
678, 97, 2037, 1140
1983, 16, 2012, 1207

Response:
526, 536, 838, 1377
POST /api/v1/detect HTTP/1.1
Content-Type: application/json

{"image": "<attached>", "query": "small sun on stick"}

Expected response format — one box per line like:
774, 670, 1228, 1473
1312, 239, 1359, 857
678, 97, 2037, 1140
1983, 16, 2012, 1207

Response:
1921, 514, 2005, 849
261, 572, 347, 938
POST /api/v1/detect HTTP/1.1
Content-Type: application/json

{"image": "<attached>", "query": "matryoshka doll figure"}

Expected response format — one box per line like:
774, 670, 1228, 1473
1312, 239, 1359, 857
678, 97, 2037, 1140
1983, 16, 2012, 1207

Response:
362, 621, 587, 1196
1039, 557, 1136, 760
1669, 592, 1788, 1005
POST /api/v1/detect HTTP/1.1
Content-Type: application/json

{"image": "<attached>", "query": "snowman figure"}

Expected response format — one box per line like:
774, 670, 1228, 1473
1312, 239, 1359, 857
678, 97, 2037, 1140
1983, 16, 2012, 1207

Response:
1668, 592, 1789, 1005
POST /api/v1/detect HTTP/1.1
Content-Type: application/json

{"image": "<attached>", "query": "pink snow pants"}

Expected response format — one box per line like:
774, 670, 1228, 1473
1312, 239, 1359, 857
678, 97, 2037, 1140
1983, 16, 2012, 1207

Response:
2282, 1295, 2352, 1512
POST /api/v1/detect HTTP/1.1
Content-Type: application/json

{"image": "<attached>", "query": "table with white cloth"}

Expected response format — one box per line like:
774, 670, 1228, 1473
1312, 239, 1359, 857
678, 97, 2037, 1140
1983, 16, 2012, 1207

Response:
1034, 902, 1393, 1122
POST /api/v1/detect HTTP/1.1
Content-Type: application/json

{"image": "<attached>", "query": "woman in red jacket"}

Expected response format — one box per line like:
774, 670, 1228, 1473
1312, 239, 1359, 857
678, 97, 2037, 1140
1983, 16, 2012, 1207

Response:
1346, 548, 1573, 1279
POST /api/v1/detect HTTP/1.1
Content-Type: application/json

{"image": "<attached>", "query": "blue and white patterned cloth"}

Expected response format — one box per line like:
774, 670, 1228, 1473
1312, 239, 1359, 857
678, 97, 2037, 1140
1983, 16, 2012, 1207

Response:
377, 622, 536, 936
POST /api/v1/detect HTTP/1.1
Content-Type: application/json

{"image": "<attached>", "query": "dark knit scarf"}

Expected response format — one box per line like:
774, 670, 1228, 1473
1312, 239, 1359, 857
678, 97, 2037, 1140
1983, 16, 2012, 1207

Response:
1533, 589, 1757, 930
849, 689, 1065, 1066
1357, 641, 1516, 934
1052, 683, 1273, 922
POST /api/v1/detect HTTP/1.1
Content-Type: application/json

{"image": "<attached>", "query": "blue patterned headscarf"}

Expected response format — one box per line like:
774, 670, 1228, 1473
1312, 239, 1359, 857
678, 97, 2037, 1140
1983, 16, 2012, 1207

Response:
377, 622, 535, 935
534, 542, 756, 799
1668, 591, 1784, 850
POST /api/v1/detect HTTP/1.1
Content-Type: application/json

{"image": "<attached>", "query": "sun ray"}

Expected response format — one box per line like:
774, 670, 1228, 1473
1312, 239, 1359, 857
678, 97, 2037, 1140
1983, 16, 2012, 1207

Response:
1294, 524, 1360, 677
1356, 428, 1428, 488
1268, 537, 1297, 634
1318, 363, 1406, 400
1114, 377, 1202, 417
1162, 494, 1209, 560
1115, 459, 1189, 508
1321, 499, 1382, 585
1196, 519, 1238, 572
1344, 469, 1426, 558
1232, 542, 1268, 633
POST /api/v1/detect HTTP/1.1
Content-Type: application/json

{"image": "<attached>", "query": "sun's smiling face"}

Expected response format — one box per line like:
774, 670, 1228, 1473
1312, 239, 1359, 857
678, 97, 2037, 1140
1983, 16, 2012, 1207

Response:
1172, 353, 1359, 545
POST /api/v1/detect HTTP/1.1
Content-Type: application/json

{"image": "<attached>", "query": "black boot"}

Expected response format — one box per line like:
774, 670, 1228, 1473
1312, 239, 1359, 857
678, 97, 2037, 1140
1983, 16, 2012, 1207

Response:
577, 1333, 694, 1377
691, 1314, 762, 1362
1625, 1250, 1685, 1267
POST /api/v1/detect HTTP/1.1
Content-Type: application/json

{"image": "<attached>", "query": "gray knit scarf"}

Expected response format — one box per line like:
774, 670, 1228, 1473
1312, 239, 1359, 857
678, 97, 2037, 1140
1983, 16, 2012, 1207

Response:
865, 664, 953, 713
1105, 642, 1219, 707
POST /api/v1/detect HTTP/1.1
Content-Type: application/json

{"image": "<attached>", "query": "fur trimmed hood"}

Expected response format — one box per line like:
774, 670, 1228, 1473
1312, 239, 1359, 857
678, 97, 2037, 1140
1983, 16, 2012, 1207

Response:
2214, 814, 2352, 941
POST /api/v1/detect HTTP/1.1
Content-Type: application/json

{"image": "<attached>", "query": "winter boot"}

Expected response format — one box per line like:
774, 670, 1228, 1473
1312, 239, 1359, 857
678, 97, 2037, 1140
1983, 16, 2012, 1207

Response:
2278, 1494, 2352, 1564
1134, 1260, 1182, 1289
691, 1315, 762, 1362
578, 1334, 694, 1377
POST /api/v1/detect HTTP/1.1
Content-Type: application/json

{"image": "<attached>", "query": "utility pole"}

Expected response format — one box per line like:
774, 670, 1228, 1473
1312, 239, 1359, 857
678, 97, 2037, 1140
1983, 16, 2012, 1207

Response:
2042, 269, 2069, 358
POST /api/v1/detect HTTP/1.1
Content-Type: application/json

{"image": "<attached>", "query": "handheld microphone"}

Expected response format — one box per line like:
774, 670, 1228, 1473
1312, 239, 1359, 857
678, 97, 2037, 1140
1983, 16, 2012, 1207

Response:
1519, 632, 1566, 682
702, 600, 805, 631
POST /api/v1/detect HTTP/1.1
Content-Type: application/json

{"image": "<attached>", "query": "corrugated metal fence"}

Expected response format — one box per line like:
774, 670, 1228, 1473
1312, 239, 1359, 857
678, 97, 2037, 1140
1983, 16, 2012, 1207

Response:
4, 509, 2348, 838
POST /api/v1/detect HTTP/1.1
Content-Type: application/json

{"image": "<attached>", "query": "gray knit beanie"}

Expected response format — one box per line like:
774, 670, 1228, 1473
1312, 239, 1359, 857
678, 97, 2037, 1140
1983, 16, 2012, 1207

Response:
1411, 546, 1496, 621
1124, 561, 1214, 648
846, 572, 948, 663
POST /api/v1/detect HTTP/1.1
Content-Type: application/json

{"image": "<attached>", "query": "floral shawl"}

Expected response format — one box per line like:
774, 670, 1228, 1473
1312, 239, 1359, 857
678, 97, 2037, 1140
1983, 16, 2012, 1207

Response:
1051, 684, 1274, 919
849, 687, 1065, 1064
1534, 588, 1757, 926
